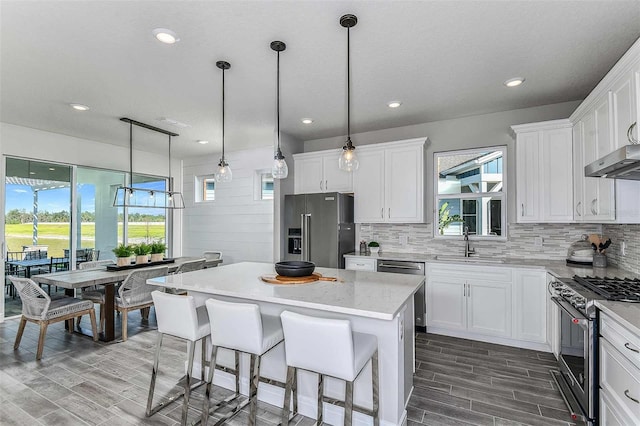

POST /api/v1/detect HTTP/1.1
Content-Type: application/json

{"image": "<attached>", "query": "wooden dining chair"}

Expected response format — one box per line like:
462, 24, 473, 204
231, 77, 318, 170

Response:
115, 266, 169, 341
10, 276, 98, 360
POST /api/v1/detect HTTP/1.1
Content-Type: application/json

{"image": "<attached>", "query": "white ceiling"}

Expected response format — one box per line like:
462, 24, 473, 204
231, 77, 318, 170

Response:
1, 1, 639, 159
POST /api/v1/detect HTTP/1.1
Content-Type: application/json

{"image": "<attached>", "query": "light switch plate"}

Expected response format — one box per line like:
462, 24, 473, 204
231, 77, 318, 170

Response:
534, 237, 543, 247
399, 235, 408, 245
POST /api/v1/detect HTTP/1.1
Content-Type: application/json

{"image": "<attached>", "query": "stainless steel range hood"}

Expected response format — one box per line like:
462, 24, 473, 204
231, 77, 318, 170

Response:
585, 144, 640, 180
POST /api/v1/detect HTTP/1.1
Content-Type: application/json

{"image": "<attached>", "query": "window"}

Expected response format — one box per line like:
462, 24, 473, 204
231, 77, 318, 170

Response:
434, 146, 506, 238
260, 173, 274, 200
196, 175, 216, 202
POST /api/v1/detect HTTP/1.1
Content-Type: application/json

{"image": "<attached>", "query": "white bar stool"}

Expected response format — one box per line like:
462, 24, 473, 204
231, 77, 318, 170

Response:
202, 298, 285, 425
147, 291, 211, 425
280, 311, 380, 426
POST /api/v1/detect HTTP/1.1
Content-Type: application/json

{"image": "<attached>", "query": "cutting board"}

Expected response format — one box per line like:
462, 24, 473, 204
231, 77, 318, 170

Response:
260, 272, 337, 285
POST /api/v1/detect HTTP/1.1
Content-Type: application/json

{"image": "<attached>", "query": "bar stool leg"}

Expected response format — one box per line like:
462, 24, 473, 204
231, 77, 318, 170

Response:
345, 381, 354, 426
372, 350, 379, 426
281, 366, 295, 426
248, 354, 261, 426
202, 345, 219, 425
292, 367, 298, 415
146, 333, 164, 416
200, 337, 207, 381
182, 340, 196, 425
317, 373, 324, 425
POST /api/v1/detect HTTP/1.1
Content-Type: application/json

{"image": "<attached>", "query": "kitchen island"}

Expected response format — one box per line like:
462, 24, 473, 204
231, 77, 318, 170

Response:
147, 261, 423, 426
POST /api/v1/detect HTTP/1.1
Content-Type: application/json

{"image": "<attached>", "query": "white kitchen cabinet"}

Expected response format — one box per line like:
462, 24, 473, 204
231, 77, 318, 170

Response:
353, 138, 425, 223
344, 257, 376, 271
599, 311, 640, 425
512, 120, 573, 223
570, 37, 640, 223
426, 276, 466, 331
513, 269, 547, 344
426, 263, 549, 350
293, 149, 352, 194
466, 280, 511, 337
426, 264, 512, 340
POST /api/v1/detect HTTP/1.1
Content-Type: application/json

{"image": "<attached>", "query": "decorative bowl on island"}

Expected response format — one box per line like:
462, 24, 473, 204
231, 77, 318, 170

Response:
274, 261, 315, 277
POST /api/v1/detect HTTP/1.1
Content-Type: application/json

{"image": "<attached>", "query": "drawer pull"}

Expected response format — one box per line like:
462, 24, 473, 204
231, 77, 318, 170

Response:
624, 389, 639, 404
624, 342, 639, 353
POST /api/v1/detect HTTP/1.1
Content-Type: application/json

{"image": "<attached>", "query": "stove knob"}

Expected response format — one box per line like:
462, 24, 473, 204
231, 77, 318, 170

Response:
561, 290, 574, 297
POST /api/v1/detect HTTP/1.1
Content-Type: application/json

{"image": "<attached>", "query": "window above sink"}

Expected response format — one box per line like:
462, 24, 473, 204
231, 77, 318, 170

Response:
434, 146, 507, 240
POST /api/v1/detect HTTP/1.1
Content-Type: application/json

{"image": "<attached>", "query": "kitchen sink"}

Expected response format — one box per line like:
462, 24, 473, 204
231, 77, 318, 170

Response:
434, 255, 505, 264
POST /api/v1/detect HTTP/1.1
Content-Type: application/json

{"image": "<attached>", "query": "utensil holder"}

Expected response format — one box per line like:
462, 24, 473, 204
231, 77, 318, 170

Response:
593, 252, 607, 268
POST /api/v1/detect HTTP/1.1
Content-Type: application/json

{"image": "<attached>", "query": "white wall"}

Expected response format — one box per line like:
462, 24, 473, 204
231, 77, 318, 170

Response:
181, 146, 275, 264
303, 100, 582, 225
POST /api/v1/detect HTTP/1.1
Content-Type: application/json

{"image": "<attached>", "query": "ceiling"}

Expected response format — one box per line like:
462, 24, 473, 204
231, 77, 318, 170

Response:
1, 1, 639, 159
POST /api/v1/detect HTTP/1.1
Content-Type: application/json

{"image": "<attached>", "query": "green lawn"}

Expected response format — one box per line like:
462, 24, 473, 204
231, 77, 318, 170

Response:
5, 222, 165, 257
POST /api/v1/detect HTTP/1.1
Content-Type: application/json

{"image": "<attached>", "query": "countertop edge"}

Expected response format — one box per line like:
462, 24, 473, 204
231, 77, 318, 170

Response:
595, 300, 640, 336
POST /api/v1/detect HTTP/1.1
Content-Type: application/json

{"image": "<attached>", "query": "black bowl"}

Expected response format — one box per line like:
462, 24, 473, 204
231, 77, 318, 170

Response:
275, 261, 316, 277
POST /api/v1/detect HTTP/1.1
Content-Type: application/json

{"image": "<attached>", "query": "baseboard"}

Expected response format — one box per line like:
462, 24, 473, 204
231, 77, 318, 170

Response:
426, 327, 552, 352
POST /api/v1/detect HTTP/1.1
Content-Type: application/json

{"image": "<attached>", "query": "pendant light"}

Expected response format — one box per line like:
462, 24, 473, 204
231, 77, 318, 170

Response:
338, 14, 359, 172
215, 60, 232, 183
113, 118, 184, 209
271, 40, 288, 179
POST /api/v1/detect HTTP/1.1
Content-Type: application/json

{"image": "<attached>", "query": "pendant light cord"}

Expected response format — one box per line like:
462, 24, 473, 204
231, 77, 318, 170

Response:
129, 122, 133, 185
347, 25, 351, 141
221, 67, 225, 162
168, 135, 172, 192
277, 49, 281, 151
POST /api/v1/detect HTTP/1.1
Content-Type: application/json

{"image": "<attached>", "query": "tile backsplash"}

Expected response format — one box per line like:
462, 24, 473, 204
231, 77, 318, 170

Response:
358, 223, 603, 260
359, 222, 639, 273
602, 224, 640, 274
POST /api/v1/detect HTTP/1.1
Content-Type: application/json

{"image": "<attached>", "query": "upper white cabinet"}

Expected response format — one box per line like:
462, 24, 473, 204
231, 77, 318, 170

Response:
353, 138, 425, 223
512, 120, 573, 223
293, 149, 353, 194
570, 37, 640, 223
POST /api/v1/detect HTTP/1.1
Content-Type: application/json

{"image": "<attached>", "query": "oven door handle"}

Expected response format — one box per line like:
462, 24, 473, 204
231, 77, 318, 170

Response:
551, 297, 590, 329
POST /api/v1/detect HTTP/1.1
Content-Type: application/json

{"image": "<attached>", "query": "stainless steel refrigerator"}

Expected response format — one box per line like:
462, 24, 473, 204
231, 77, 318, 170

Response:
283, 193, 355, 268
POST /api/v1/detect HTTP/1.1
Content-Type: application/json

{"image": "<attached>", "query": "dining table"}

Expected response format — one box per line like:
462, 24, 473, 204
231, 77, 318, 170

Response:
32, 256, 222, 342
6, 257, 68, 278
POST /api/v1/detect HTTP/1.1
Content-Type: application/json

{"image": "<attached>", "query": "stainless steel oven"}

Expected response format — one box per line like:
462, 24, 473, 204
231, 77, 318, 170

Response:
550, 295, 597, 425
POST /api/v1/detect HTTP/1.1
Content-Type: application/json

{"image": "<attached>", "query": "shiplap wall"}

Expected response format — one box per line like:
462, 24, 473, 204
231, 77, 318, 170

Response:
181, 146, 274, 264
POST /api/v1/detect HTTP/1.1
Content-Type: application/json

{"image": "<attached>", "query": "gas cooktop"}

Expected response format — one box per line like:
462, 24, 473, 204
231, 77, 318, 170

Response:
573, 276, 640, 303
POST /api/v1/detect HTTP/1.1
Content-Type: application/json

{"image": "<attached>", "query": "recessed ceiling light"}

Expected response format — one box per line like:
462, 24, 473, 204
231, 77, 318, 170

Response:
301, 118, 313, 124
153, 28, 179, 44
504, 77, 525, 87
197, 140, 209, 145
70, 103, 90, 111
387, 101, 402, 108
48, 167, 55, 171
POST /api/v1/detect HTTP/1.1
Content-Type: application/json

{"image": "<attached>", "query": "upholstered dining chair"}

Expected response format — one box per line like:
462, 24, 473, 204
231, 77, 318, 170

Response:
78, 259, 115, 331
10, 276, 98, 360
174, 258, 206, 274
116, 266, 169, 341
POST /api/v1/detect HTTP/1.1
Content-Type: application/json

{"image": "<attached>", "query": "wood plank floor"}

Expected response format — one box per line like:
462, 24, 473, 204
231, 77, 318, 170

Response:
0, 314, 573, 425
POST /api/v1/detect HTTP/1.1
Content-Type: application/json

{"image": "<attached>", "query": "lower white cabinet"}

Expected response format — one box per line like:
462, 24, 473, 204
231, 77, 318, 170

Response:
599, 312, 640, 425
344, 257, 376, 271
512, 269, 547, 343
426, 263, 548, 349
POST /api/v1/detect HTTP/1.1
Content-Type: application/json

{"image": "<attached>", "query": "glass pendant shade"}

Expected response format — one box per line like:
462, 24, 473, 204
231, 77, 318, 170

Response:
339, 139, 359, 172
272, 149, 289, 179
215, 159, 232, 183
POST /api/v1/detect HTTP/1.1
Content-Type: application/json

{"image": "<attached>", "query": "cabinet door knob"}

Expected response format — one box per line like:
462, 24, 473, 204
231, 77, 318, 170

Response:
624, 342, 639, 353
624, 389, 639, 404
628, 122, 639, 144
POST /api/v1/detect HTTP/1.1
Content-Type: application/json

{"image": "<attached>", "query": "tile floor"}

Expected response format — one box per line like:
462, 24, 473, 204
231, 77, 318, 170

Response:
0, 312, 574, 426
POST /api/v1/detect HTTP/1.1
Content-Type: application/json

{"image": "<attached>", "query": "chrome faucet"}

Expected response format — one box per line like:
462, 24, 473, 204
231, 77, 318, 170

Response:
464, 226, 475, 257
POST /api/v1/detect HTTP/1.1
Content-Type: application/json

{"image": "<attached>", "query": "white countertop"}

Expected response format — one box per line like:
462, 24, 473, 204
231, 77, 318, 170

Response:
147, 261, 424, 321
595, 300, 640, 336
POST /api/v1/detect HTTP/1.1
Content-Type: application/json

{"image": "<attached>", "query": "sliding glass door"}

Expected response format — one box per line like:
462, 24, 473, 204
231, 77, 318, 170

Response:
3, 158, 169, 320
4, 158, 72, 317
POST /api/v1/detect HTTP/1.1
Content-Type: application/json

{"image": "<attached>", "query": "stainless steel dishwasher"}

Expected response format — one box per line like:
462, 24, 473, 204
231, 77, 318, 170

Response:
376, 259, 426, 330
